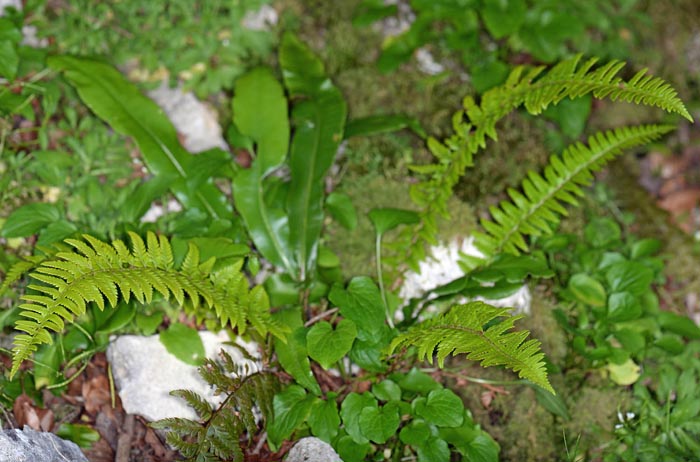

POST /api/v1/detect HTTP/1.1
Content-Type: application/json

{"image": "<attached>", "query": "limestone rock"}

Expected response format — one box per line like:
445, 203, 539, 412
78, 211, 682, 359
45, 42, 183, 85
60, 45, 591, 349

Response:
286, 437, 343, 462
0, 426, 87, 462
106, 331, 260, 422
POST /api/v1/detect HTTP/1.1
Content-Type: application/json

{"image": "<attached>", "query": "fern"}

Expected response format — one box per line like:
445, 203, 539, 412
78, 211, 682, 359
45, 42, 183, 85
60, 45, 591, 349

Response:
151, 349, 278, 462
391, 55, 692, 271
389, 301, 553, 393
474, 124, 675, 257
9, 232, 287, 377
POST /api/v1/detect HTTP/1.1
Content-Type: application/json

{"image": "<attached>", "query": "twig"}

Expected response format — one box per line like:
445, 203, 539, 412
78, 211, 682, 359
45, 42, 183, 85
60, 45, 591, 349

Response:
115, 413, 135, 462
304, 308, 339, 327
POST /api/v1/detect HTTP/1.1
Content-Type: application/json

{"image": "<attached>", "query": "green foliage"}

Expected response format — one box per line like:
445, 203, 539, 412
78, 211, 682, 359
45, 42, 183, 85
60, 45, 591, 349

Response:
31, 0, 274, 97
7, 231, 286, 377
390, 301, 553, 393
151, 350, 278, 462
394, 55, 691, 271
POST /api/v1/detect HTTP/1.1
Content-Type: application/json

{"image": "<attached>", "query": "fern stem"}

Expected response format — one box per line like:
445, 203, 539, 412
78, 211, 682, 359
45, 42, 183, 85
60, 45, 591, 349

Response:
375, 234, 394, 329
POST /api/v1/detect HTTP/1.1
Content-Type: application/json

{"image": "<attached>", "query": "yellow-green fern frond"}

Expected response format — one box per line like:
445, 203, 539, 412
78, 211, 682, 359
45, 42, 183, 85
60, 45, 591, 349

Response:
10, 232, 286, 377
474, 124, 674, 258
389, 301, 553, 393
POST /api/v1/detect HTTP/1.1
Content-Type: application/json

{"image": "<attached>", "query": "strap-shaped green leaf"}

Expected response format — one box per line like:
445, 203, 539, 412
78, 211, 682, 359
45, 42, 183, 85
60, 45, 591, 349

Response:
48, 56, 230, 218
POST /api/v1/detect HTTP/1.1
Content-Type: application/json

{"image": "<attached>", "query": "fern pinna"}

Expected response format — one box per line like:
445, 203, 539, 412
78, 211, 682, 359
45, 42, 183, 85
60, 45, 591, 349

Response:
9, 232, 286, 377
393, 54, 692, 270
389, 301, 553, 393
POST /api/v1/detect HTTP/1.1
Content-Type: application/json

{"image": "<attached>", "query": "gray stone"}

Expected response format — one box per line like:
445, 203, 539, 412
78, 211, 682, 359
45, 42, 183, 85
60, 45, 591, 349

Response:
286, 437, 343, 462
106, 331, 260, 422
0, 426, 87, 462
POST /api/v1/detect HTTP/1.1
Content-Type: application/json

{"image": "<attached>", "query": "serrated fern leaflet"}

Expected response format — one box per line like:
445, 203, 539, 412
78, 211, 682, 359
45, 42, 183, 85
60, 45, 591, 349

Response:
389, 301, 553, 393
9, 232, 287, 377
475, 124, 674, 257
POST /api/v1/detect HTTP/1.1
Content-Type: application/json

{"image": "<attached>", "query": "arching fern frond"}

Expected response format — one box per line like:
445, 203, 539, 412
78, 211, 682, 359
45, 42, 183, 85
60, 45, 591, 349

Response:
10, 232, 287, 377
389, 301, 553, 393
389, 55, 691, 272
474, 124, 675, 257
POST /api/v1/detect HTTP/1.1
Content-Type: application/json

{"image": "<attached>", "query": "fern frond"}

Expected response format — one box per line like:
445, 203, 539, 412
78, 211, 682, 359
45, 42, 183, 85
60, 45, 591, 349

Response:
391, 55, 690, 271
475, 124, 673, 257
389, 301, 553, 393
10, 232, 287, 377
152, 350, 278, 462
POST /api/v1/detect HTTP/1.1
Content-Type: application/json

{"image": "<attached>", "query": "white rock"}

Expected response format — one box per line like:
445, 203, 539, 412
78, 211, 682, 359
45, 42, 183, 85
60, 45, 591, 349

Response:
398, 236, 531, 320
148, 83, 228, 153
140, 198, 183, 223
415, 47, 444, 75
0, 0, 21, 15
242, 4, 278, 31
286, 437, 342, 462
0, 426, 87, 462
106, 331, 260, 422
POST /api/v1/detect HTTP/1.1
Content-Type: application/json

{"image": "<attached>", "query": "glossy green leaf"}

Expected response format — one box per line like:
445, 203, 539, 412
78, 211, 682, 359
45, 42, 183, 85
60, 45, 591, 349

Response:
335, 434, 371, 462
36, 220, 78, 246
94, 304, 135, 334
399, 419, 431, 446
344, 114, 426, 139
308, 396, 340, 442
48, 56, 229, 218
369, 207, 420, 236
135, 312, 164, 335
1, 202, 61, 238
326, 192, 358, 230
0, 40, 18, 80
232, 67, 289, 174
372, 379, 402, 402
630, 238, 661, 259
584, 218, 621, 248
438, 414, 500, 462
273, 307, 321, 396
281, 33, 347, 281
395, 368, 441, 394
568, 273, 606, 307
413, 388, 464, 428
542, 95, 592, 138
658, 311, 700, 339
606, 358, 640, 385
416, 438, 450, 462
607, 291, 642, 322
481, 0, 526, 38
613, 328, 645, 354
606, 262, 654, 296
307, 319, 358, 370
329, 277, 387, 340
55, 423, 100, 449
232, 164, 295, 273
359, 402, 400, 444
159, 324, 205, 366
340, 392, 377, 444
268, 385, 316, 450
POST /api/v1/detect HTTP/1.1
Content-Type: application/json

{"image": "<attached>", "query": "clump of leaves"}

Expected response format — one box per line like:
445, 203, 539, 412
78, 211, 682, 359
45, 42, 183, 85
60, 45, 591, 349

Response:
151, 349, 278, 462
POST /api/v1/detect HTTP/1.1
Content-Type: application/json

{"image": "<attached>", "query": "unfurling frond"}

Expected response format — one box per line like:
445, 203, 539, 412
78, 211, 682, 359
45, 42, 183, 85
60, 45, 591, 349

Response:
10, 232, 287, 377
389, 301, 553, 393
393, 55, 689, 271
475, 124, 674, 257
151, 350, 278, 462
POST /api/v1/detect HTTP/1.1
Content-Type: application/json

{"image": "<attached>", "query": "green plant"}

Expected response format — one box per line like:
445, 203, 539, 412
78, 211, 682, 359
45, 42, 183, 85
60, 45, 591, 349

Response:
151, 349, 278, 462
30, 0, 276, 97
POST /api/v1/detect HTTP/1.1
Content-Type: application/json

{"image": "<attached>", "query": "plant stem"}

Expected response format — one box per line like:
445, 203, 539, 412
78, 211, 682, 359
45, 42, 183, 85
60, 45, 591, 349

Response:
376, 234, 394, 328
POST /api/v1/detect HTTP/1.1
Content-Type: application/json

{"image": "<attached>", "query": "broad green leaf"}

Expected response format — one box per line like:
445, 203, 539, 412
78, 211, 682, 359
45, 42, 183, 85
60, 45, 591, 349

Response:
359, 402, 400, 444
135, 312, 164, 335
120, 176, 172, 223
534, 386, 570, 420
658, 311, 700, 339
307, 319, 358, 370
329, 277, 386, 340
584, 218, 621, 248
630, 238, 661, 259
232, 164, 295, 273
281, 33, 347, 281
340, 392, 377, 444
326, 192, 358, 230
542, 95, 592, 138
613, 328, 645, 355
36, 220, 78, 246
413, 388, 464, 428
481, 0, 526, 38
568, 273, 606, 307
0, 40, 18, 80
344, 114, 426, 139
372, 379, 402, 402
1, 202, 61, 238
273, 307, 321, 396
268, 385, 316, 450
335, 434, 371, 462
350, 336, 389, 373
159, 324, 205, 366
606, 358, 640, 385
369, 207, 420, 236
607, 292, 642, 322
395, 368, 441, 394
399, 419, 431, 446
308, 396, 340, 443
416, 438, 450, 462
55, 423, 100, 449
33, 342, 62, 389
317, 246, 341, 269
48, 56, 229, 218
93, 304, 135, 334
605, 262, 653, 296
439, 414, 500, 462
232, 67, 289, 174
